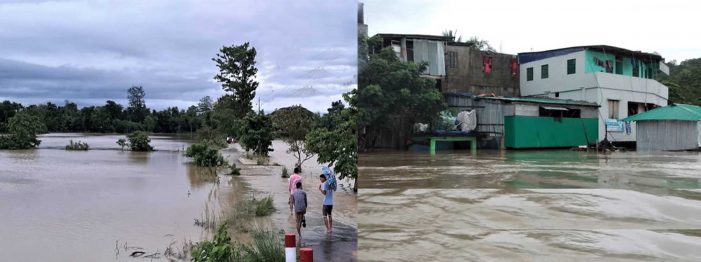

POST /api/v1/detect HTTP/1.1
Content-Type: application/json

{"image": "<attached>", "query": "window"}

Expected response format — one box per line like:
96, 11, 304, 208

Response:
615, 56, 623, 75
567, 59, 576, 74
541, 64, 549, 79
539, 107, 581, 119
446, 51, 458, 69
527, 67, 533, 81
607, 100, 619, 119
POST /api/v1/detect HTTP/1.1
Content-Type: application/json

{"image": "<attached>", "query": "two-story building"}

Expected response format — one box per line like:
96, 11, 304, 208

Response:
374, 33, 520, 97
518, 45, 670, 143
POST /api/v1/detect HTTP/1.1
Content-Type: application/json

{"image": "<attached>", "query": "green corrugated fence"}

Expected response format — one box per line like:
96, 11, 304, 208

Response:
504, 116, 598, 149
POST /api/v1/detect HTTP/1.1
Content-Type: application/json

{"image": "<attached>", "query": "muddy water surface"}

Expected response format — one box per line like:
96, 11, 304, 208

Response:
359, 150, 701, 261
0, 133, 223, 261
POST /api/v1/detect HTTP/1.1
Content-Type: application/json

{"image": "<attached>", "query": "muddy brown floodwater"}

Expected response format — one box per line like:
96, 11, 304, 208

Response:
359, 149, 701, 261
0, 133, 227, 261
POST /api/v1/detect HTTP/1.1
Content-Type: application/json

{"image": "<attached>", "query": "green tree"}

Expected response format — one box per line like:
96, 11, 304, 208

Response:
305, 92, 357, 191
658, 58, 701, 105
126, 131, 153, 151
358, 45, 446, 149
0, 110, 46, 149
212, 43, 258, 119
442, 29, 462, 43
126, 86, 149, 123
239, 111, 273, 156
464, 36, 496, 52
270, 105, 319, 168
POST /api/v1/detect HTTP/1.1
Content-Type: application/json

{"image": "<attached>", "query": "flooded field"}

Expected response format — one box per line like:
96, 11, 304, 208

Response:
0, 133, 224, 261
358, 150, 701, 261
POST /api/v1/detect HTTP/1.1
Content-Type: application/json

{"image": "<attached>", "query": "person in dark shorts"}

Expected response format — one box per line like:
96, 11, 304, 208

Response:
319, 174, 334, 234
290, 181, 307, 244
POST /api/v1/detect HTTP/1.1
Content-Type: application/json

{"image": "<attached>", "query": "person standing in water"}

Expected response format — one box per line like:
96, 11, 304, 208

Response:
319, 173, 334, 234
288, 166, 303, 214
290, 181, 307, 245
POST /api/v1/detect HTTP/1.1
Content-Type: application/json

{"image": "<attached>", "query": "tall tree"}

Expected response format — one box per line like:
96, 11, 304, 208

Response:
212, 43, 258, 119
305, 92, 357, 192
270, 105, 319, 169
239, 111, 273, 156
126, 86, 148, 123
358, 45, 446, 149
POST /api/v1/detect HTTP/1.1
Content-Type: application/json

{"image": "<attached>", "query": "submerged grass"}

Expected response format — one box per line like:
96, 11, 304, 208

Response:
192, 224, 284, 262
65, 140, 89, 150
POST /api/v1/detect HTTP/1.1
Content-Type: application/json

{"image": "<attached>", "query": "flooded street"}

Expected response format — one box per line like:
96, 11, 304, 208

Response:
359, 150, 701, 261
0, 134, 223, 261
224, 140, 358, 261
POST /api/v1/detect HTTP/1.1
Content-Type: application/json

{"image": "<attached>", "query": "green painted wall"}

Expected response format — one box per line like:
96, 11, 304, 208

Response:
585, 50, 656, 78
504, 116, 599, 149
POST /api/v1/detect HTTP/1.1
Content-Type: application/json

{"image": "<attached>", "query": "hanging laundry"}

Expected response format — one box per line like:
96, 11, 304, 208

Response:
483, 56, 492, 75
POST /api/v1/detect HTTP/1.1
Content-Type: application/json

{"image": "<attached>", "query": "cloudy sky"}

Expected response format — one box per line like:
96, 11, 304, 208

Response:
364, 0, 700, 62
0, 0, 356, 113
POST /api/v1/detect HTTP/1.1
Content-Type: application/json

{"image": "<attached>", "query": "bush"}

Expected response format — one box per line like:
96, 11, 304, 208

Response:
65, 140, 89, 150
280, 167, 289, 178
185, 143, 226, 167
252, 196, 275, 217
0, 111, 45, 150
191, 224, 233, 262
235, 229, 284, 262
116, 138, 127, 150
229, 163, 241, 176
192, 224, 284, 262
127, 131, 154, 151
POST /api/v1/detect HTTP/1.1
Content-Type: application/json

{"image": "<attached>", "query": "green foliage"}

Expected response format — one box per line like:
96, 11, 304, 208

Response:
239, 111, 273, 157
126, 131, 154, 151
0, 110, 46, 150
116, 138, 127, 150
126, 85, 148, 123
305, 92, 357, 186
270, 105, 318, 167
213, 43, 258, 119
252, 196, 275, 217
0, 100, 23, 132
358, 41, 447, 149
658, 58, 701, 105
65, 140, 89, 151
191, 224, 234, 262
185, 142, 226, 167
191, 224, 283, 262
229, 163, 241, 176
280, 167, 289, 178
196, 126, 228, 149
235, 229, 285, 262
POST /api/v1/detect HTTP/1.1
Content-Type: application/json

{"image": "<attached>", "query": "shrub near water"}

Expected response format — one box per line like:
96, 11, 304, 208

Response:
191, 224, 284, 262
185, 143, 226, 167
127, 131, 154, 151
65, 140, 89, 150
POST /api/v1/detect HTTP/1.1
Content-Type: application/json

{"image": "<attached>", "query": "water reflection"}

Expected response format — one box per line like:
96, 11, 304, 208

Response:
0, 134, 214, 262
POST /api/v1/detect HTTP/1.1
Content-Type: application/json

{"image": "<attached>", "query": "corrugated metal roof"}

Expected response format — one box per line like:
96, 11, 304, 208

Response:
477, 96, 600, 107
444, 93, 600, 107
623, 104, 701, 122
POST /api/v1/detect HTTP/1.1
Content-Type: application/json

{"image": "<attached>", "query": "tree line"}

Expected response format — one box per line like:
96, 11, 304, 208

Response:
1, 42, 357, 189
658, 58, 701, 106
0, 88, 204, 134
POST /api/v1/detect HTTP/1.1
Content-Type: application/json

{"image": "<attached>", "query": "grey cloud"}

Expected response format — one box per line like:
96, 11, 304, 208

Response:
0, 0, 356, 111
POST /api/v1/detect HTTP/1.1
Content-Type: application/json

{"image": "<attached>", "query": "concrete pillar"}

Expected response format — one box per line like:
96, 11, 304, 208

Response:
285, 233, 296, 262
